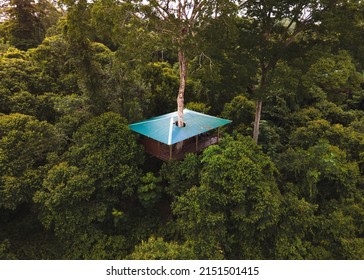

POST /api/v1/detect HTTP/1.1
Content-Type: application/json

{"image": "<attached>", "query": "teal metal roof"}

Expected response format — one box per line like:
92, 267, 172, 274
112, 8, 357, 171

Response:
129, 109, 231, 145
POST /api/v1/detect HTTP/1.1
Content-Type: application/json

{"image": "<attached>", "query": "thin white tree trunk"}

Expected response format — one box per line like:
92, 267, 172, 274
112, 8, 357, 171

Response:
177, 48, 187, 127
253, 63, 267, 144
252, 99, 262, 144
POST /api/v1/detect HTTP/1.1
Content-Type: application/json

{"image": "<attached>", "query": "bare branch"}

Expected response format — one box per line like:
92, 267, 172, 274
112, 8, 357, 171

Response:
199, 51, 214, 71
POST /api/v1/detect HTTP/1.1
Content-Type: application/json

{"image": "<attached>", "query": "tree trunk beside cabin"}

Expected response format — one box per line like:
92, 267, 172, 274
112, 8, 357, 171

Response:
252, 61, 266, 144
245, 3, 314, 144
177, 48, 187, 128
252, 99, 262, 143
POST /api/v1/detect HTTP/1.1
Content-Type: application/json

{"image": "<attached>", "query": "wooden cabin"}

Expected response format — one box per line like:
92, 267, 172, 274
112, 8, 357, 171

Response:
129, 109, 231, 161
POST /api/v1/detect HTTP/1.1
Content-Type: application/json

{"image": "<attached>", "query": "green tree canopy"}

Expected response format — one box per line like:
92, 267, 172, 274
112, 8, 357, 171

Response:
0, 113, 62, 210
34, 112, 144, 258
173, 136, 281, 259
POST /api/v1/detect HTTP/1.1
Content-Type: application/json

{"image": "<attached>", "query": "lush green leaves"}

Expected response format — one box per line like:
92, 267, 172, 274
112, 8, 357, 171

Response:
0, 113, 61, 209
172, 136, 282, 259
33, 113, 144, 258
1, 0, 363, 260
127, 237, 196, 260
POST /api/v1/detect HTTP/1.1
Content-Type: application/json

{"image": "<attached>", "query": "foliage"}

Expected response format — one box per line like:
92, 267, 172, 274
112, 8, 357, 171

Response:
0, 239, 17, 259
160, 153, 201, 197
30, 34, 79, 95
0, 0, 363, 260
138, 172, 162, 208
221, 95, 255, 134
302, 51, 364, 104
127, 237, 196, 260
173, 136, 282, 259
185, 102, 211, 114
279, 141, 360, 203
1, 0, 60, 50
0, 113, 62, 210
33, 112, 144, 258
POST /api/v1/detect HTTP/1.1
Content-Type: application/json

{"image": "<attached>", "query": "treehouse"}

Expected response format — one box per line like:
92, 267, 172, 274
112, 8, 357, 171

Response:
129, 109, 231, 161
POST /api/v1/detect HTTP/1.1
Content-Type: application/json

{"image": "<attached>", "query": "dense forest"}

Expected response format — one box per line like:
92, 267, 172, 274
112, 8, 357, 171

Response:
0, 0, 364, 260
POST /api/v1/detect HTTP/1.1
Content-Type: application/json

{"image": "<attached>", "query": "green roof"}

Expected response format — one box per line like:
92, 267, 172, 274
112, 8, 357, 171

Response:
129, 109, 231, 145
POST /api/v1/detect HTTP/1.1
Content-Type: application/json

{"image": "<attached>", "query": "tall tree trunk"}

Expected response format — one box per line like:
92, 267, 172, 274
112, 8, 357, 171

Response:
177, 48, 187, 127
252, 99, 262, 143
253, 64, 267, 144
